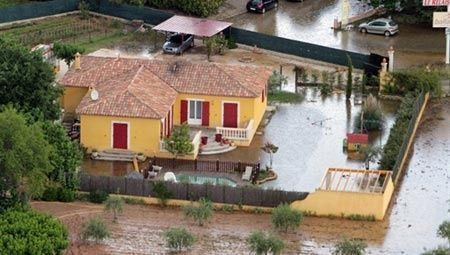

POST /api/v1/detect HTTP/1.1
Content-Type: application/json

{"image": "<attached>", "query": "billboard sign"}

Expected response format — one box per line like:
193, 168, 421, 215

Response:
433, 12, 450, 27
423, 0, 450, 5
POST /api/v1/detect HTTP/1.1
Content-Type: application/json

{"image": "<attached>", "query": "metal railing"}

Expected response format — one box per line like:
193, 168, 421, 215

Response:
216, 119, 254, 141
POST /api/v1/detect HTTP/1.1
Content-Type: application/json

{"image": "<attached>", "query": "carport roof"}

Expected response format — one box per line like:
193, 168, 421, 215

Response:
152, 15, 232, 37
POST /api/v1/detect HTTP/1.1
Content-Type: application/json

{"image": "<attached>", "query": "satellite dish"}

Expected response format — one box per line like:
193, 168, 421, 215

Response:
90, 89, 99, 101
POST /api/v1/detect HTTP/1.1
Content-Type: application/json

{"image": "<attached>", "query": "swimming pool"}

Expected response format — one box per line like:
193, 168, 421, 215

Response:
176, 174, 237, 187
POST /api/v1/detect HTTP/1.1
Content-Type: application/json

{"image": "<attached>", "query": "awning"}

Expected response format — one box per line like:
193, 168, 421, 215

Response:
153, 15, 232, 37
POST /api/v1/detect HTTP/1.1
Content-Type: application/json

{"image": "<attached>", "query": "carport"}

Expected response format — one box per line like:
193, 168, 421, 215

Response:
153, 15, 232, 45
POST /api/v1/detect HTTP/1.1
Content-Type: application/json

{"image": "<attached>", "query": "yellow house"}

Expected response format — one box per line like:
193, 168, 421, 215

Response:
59, 55, 270, 158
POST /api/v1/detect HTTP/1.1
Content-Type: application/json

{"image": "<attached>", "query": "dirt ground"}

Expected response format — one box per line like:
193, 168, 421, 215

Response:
32, 201, 386, 255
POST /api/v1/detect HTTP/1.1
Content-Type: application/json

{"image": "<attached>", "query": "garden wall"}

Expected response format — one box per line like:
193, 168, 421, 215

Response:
79, 175, 309, 207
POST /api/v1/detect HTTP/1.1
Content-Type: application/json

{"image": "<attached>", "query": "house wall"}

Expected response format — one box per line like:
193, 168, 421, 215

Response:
61, 86, 88, 115
290, 176, 395, 220
80, 115, 161, 156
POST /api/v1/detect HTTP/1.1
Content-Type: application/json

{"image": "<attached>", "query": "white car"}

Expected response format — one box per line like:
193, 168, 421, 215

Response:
359, 18, 399, 37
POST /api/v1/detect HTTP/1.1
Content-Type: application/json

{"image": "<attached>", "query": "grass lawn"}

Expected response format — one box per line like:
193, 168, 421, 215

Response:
268, 91, 304, 103
0, 0, 29, 8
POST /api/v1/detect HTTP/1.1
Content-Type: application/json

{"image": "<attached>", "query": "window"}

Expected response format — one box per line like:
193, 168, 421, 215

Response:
370, 21, 386, 27
188, 100, 202, 125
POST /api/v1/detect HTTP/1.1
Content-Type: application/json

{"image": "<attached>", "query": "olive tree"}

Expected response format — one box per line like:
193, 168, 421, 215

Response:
104, 196, 124, 223
333, 238, 367, 255
183, 197, 213, 226
247, 231, 284, 255
164, 227, 196, 252
80, 217, 110, 243
271, 203, 303, 233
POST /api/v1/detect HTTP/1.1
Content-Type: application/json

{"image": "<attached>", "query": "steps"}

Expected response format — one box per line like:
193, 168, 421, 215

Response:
199, 142, 237, 155
93, 149, 140, 162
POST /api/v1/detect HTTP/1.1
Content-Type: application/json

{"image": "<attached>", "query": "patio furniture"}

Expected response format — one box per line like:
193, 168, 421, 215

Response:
164, 172, 178, 183
152, 165, 163, 172
148, 171, 157, 178
242, 166, 253, 181
215, 133, 222, 143
201, 136, 208, 145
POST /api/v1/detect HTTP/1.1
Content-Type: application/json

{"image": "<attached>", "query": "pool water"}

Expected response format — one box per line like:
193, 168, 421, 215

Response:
176, 174, 237, 187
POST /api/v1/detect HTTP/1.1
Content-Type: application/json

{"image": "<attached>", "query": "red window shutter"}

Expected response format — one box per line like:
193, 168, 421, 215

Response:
202, 101, 210, 126
180, 100, 188, 124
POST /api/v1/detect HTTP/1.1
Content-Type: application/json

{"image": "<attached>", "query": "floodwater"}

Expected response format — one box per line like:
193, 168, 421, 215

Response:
227, 0, 445, 68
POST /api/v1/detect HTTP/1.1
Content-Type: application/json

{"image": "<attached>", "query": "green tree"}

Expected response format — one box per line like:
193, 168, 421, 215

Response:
333, 238, 367, 255
80, 217, 110, 243
271, 203, 303, 233
164, 124, 194, 158
438, 221, 450, 243
0, 107, 52, 205
153, 181, 173, 206
0, 38, 61, 120
104, 196, 124, 222
164, 227, 196, 252
78, 0, 90, 19
183, 197, 213, 226
247, 231, 284, 255
0, 208, 68, 254
268, 71, 288, 94
53, 42, 85, 66
359, 146, 382, 170
422, 247, 450, 255
42, 122, 82, 190
346, 55, 353, 101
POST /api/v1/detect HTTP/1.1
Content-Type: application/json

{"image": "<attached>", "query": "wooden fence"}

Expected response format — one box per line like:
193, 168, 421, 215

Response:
79, 175, 309, 207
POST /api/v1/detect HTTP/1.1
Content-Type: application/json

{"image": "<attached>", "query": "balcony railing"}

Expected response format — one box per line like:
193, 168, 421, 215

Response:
216, 119, 254, 141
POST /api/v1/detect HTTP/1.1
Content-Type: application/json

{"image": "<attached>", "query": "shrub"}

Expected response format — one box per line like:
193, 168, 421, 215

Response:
422, 246, 450, 255
221, 204, 235, 213
437, 220, 450, 242
389, 69, 441, 96
333, 238, 367, 255
247, 231, 284, 255
104, 196, 124, 222
271, 203, 303, 233
153, 181, 173, 206
354, 94, 383, 132
268, 70, 288, 94
227, 37, 237, 49
41, 186, 60, 201
89, 189, 109, 204
164, 227, 196, 252
0, 209, 68, 254
58, 188, 76, 202
80, 218, 110, 243
183, 197, 213, 226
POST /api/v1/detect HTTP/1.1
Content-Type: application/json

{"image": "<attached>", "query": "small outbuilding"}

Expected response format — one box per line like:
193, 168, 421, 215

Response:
345, 133, 369, 151
153, 15, 232, 38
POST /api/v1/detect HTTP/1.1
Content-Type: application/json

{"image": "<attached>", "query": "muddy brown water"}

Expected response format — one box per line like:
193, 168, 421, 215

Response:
227, 0, 445, 68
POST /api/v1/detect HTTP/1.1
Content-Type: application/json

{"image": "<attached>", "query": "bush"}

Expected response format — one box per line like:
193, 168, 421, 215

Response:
41, 186, 60, 201
153, 181, 173, 206
333, 238, 367, 255
80, 218, 110, 243
271, 203, 303, 233
227, 37, 237, 49
58, 188, 76, 202
104, 196, 124, 222
164, 227, 196, 252
89, 189, 109, 204
437, 220, 450, 242
354, 94, 383, 132
247, 231, 284, 255
115, 0, 224, 17
183, 197, 213, 226
389, 69, 441, 96
0, 209, 68, 254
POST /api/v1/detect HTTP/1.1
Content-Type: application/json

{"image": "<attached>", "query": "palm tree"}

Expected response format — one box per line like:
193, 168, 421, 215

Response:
261, 142, 279, 170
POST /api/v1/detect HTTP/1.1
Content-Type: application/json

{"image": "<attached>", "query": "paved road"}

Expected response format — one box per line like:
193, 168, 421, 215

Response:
227, 0, 446, 68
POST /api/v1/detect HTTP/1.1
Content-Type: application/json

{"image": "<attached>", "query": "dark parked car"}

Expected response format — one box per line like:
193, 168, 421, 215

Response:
246, 0, 278, 14
162, 33, 194, 54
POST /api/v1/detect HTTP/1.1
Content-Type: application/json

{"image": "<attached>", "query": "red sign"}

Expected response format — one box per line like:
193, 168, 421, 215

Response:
423, 0, 450, 6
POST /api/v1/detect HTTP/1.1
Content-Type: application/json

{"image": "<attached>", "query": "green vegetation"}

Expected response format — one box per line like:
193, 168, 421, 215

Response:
89, 189, 110, 204
247, 231, 284, 255
221, 204, 235, 213
346, 55, 353, 101
261, 142, 278, 170
104, 196, 124, 222
333, 238, 367, 255
80, 218, 110, 243
53, 42, 85, 66
422, 246, 450, 255
164, 227, 196, 252
204, 34, 227, 60
153, 181, 173, 206
164, 124, 194, 158
268, 91, 304, 103
268, 70, 288, 93
354, 94, 383, 132
345, 214, 376, 222
0, 107, 52, 206
271, 203, 303, 233
384, 69, 441, 96
421, 219, 450, 254
0, 37, 61, 120
122, 196, 146, 205
183, 197, 214, 226
0, 0, 28, 8
379, 93, 418, 170
0, 208, 68, 254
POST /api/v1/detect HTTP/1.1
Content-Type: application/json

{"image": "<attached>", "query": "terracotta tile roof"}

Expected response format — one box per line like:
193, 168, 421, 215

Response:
60, 56, 270, 97
76, 66, 177, 119
347, 133, 369, 144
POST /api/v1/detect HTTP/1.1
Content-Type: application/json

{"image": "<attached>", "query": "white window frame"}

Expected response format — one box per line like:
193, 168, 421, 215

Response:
111, 121, 130, 150
187, 98, 204, 125
221, 101, 240, 128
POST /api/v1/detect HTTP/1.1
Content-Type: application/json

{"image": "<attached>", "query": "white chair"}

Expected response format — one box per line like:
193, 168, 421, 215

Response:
164, 172, 178, 183
242, 166, 253, 181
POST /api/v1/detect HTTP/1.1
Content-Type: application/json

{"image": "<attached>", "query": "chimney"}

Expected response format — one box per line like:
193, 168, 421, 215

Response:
74, 52, 81, 70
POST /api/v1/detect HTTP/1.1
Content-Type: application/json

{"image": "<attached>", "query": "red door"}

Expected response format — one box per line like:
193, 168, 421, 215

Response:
113, 123, 128, 149
223, 103, 238, 128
